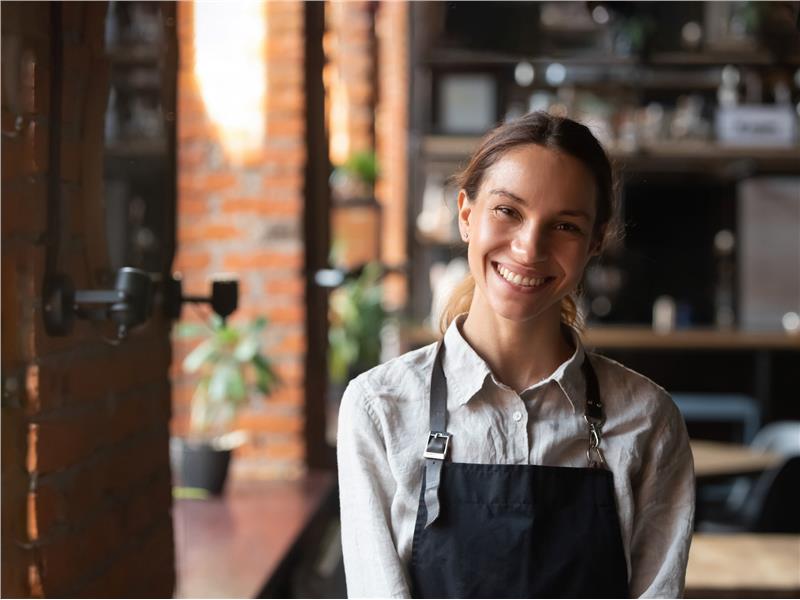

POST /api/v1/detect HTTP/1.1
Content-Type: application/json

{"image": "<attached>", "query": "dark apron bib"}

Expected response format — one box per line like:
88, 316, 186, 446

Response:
409, 342, 630, 599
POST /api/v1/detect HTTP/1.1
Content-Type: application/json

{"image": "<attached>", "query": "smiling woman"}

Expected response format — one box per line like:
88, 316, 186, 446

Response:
440, 112, 619, 336
337, 112, 695, 599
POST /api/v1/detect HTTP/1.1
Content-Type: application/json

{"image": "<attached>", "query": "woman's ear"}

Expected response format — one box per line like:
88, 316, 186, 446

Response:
457, 190, 472, 241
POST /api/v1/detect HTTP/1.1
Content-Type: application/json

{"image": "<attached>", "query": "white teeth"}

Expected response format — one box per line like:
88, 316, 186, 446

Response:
495, 264, 549, 288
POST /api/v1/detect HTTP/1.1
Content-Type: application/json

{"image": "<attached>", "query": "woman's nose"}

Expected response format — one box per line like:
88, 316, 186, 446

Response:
510, 224, 548, 264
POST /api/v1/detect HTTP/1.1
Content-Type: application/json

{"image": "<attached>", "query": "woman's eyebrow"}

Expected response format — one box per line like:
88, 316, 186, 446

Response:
489, 188, 526, 204
489, 189, 592, 221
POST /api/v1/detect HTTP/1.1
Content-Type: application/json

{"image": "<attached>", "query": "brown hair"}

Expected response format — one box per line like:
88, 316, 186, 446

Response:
439, 111, 620, 334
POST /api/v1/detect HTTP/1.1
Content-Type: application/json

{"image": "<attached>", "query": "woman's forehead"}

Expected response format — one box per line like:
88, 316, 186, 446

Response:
480, 144, 597, 212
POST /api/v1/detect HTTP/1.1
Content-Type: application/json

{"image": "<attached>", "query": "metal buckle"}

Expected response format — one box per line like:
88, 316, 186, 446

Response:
585, 416, 607, 469
423, 431, 451, 460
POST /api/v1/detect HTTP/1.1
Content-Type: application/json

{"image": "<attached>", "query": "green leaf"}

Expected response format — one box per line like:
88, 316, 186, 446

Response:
208, 362, 245, 403
233, 334, 260, 362
183, 339, 217, 373
173, 321, 211, 339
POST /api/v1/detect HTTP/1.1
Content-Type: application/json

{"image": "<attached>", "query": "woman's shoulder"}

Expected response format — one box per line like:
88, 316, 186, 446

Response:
587, 351, 681, 426
343, 341, 439, 415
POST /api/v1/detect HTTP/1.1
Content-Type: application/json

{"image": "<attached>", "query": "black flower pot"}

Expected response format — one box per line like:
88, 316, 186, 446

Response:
178, 439, 232, 495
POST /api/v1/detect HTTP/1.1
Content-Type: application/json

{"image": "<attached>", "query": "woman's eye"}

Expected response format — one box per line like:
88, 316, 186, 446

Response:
493, 206, 518, 219
555, 222, 582, 233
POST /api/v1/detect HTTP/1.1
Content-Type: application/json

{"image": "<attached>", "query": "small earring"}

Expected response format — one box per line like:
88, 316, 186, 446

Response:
463, 231, 469, 241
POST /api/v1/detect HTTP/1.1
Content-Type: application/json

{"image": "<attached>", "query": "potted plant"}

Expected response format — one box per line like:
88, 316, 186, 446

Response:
174, 314, 279, 495
329, 149, 379, 203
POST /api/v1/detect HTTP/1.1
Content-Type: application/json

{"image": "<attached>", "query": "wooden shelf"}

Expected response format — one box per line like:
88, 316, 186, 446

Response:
584, 326, 800, 350
422, 136, 800, 175
399, 323, 800, 353
424, 47, 800, 68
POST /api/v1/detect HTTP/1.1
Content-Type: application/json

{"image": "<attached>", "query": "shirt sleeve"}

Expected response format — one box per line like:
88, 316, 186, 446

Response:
629, 393, 696, 598
337, 377, 411, 598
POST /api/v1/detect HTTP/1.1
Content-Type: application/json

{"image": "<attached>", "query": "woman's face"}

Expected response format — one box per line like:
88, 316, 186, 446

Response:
458, 143, 600, 325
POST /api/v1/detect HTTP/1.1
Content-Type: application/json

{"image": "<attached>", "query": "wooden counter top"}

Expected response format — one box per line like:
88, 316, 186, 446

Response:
173, 471, 336, 599
691, 439, 784, 480
686, 534, 800, 598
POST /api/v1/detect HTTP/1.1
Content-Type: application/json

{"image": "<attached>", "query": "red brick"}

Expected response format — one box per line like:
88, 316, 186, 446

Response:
178, 144, 208, 169
264, 277, 304, 297
266, 439, 305, 461
261, 170, 304, 190
178, 118, 218, 143
222, 250, 303, 271
32, 428, 171, 544
260, 145, 306, 167
178, 223, 240, 244
177, 92, 207, 118
264, 305, 304, 325
266, 66, 304, 88
220, 196, 301, 216
265, 89, 306, 114
27, 419, 96, 475
259, 386, 301, 408
1, 177, 47, 238
173, 249, 211, 271
30, 335, 170, 413
235, 411, 303, 434
273, 332, 306, 354
199, 172, 238, 191
176, 196, 208, 216
275, 361, 304, 386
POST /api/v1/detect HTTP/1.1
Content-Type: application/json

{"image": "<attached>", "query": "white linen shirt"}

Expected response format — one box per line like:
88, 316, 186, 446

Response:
337, 314, 695, 599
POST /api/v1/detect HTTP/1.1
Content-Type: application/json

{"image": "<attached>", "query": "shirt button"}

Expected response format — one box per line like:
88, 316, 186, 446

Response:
513, 411, 523, 422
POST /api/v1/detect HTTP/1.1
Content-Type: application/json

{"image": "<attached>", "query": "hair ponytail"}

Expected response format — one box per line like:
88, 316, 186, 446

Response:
438, 274, 476, 334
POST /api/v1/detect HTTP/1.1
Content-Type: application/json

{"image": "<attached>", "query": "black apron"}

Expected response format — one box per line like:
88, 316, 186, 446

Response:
409, 343, 630, 599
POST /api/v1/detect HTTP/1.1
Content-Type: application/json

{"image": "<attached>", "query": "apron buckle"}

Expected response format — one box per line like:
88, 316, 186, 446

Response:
585, 418, 608, 469
423, 431, 451, 460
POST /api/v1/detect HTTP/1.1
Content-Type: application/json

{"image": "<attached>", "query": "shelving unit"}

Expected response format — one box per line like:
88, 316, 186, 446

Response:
405, 2, 800, 424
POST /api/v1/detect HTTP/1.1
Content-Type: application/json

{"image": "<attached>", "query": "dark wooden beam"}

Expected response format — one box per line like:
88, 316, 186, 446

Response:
303, 0, 334, 471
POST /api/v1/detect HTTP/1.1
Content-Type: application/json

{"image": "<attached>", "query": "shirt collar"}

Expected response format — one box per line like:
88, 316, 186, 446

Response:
441, 313, 586, 414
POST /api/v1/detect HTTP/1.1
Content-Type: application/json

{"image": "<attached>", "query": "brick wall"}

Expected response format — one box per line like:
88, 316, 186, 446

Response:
324, 1, 408, 302
375, 1, 409, 309
172, 1, 307, 479
2, 2, 175, 597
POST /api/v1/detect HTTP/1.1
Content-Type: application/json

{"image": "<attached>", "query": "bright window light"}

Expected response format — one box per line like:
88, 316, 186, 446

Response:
193, 1, 266, 161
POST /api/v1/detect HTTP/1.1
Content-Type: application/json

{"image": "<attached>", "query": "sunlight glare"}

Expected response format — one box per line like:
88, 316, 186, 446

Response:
193, 1, 266, 161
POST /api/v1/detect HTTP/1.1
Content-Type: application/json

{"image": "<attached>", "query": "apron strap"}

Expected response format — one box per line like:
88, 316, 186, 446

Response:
423, 342, 450, 528
581, 355, 608, 469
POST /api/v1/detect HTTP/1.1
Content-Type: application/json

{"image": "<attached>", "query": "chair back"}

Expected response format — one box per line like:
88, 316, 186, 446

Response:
750, 421, 800, 454
724, 421, 800, 514
740, 455, 800, 534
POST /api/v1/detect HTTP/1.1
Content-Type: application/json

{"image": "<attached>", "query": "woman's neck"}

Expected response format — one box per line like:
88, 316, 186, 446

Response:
460, 293, 574, 394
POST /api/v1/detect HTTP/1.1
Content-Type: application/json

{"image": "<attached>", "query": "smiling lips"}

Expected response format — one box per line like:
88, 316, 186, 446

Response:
493, 262, 553, 288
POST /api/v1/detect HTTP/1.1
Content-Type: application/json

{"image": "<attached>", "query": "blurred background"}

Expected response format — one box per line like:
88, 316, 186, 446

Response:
2, 1, 799, 597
